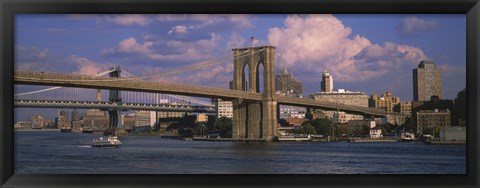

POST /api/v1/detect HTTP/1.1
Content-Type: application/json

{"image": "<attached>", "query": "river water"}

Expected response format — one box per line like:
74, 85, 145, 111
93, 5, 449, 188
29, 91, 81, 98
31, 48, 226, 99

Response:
14, 131, 466, 174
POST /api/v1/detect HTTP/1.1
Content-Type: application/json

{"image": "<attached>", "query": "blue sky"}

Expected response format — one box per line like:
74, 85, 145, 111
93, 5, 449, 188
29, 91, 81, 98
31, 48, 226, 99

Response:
14, 14, 466, 121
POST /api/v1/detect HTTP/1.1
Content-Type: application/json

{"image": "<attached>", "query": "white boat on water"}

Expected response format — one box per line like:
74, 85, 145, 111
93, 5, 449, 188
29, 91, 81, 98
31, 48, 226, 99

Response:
400, 132, 416, 142
92, 136, 122, 148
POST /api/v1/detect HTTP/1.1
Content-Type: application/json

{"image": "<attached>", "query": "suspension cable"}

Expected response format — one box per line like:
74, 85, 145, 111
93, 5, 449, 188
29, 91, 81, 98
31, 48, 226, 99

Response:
14, 69, 116, 97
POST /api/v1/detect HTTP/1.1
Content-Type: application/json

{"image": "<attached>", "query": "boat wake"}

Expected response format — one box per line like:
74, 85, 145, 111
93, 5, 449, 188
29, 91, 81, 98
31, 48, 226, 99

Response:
78, 145, 92, 148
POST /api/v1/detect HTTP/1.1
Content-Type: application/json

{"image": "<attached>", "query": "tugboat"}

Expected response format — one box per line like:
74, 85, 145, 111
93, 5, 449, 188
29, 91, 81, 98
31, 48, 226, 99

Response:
400, 132, 416, 142
92, 136, 122, 148
82, 128, 93, 134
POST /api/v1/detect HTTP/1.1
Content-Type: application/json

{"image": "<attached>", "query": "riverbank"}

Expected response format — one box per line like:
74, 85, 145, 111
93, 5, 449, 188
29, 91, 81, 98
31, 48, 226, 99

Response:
192, 136, 267, 142
14, 129, 60, 132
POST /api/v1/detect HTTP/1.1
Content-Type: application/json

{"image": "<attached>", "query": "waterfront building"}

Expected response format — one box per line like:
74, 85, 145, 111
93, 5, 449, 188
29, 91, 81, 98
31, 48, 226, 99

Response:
276, 68, 303, 97
277, 127, 295, 136
55, 110, 71, 129
71, 120, 83, 132
332, 111, 364, 124
122, 114, 135, 130
134, 111, 156, 127
70, 109, 82, 131
348, 119, 378, 138
321, 70, 333, 93
311, 89, 369, 107
283, 117, 305, 127
384, 114, 407, 126
279, 105, 306, 119
394, 101, 412, 118
217, 99, 233, 118
411, 96, 454, 129
369, 91, 400, 112
71, 109, 81, 121
439, 126, 466, 141
196, 113, 208, 123
413, 60, 442, 101
454, 88, 466, 126
31, 115, 49, 129
14, 121, 33, 129
83, 109, 109, 131
348, 119, 376, 128
370, 127, 383, 139
311, 89, 368, 123
157, 111, 188, 118
416, 109, 451, 136
86, 109, 107, 117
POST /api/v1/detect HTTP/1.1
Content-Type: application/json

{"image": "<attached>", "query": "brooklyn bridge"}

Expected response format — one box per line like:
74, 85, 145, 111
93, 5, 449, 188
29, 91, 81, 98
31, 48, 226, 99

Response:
14, 46, 398, 141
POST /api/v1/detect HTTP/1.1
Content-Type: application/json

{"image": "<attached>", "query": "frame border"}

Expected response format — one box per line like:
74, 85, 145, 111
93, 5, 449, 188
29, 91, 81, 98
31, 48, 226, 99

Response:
1, 0, 479, 187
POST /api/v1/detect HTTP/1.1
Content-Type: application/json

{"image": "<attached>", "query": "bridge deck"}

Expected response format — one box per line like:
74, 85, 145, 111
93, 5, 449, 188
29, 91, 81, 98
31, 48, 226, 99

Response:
15, 71, 402, 117
14, 99, 215, 112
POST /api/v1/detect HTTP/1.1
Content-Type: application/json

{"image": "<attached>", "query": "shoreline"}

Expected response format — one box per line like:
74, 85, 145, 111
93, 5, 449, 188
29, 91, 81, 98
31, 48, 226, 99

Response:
14, 129, 61, 132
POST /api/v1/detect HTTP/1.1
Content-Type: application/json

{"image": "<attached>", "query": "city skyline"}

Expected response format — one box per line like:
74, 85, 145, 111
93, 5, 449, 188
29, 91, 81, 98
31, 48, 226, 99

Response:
15, 14, 466, 120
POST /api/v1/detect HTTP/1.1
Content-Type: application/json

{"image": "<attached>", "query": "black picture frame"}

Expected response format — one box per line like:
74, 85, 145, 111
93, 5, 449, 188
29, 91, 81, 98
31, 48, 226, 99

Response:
1, 0, 479, 187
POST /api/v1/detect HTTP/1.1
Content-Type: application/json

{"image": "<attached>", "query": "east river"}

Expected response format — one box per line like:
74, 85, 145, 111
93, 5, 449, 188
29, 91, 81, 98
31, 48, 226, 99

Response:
14, 131, 466, 174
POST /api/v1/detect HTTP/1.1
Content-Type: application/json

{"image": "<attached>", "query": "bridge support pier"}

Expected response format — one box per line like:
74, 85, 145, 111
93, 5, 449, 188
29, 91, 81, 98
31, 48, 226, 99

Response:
232, 99, 247, 138
104, 66, 122, 136
261, 100, 277, 140
105, 110, 121, 136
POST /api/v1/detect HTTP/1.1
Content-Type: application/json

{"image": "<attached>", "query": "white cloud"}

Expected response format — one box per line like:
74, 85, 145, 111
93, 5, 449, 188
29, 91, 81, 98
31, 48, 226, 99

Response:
267, 14, 429, 82
102, 15, 149, 26
102, 37, 152, 55
68, 55, 105, 75
168, 25, 190, 35
102, 33, 222, 62
397, 16, 441, 36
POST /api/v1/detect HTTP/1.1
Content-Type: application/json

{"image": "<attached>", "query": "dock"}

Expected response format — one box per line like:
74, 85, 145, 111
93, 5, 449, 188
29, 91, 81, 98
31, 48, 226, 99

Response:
349, 138, 398, 143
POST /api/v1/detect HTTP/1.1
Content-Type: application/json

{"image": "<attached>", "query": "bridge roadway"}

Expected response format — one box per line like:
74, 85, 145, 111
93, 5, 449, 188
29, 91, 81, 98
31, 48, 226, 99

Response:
14, 71, 399, 117
14, 99, 215, 113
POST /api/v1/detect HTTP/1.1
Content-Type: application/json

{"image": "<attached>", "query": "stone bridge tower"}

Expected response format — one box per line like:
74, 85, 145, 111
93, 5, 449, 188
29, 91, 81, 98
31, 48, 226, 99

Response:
232, 46, 277, 141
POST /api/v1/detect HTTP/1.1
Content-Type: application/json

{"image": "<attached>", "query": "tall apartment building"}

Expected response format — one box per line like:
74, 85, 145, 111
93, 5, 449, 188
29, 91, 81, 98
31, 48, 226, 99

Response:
276, 68, 303, 97
321, 70, 333, 93
413, 61, 442, 101
369, 92, 400, 112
